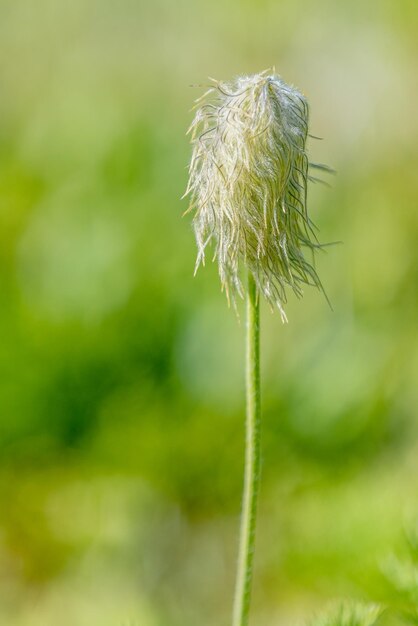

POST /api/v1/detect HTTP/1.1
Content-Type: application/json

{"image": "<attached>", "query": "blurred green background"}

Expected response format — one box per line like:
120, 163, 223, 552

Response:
0, 0, 417, 624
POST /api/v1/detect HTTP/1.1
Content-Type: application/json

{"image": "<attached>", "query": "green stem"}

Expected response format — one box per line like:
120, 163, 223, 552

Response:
233, 272, 261, 626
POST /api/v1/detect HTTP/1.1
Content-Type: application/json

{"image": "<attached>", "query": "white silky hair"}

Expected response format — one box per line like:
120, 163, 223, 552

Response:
184, 71, 330, 321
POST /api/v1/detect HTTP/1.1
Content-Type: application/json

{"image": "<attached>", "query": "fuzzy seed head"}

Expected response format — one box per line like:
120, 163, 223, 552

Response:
184, 70, 329, 320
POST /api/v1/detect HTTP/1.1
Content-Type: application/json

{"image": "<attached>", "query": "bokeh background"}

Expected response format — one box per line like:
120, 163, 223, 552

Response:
0, 1, 417, 624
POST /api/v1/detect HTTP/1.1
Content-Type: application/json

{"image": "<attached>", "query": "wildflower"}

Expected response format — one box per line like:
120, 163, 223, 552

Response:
184, 70, 331, 320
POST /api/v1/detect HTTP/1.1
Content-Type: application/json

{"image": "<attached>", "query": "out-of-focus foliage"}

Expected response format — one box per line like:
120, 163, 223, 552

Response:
309, 602, 382, 626
0, 0, 417, 625
382, 522, 418, 624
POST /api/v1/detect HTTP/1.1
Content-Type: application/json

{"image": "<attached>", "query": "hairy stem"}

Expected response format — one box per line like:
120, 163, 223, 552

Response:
233, 272, 261, 626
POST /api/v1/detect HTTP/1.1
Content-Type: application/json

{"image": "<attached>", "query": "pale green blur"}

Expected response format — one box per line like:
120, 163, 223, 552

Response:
0, 1, 417, 625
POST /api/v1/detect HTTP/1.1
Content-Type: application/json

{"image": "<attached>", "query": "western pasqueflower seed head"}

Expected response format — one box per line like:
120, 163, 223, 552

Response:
184, 70, 331, 321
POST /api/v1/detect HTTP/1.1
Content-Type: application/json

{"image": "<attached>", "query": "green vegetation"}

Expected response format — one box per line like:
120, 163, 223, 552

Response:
0, 1, 417, 625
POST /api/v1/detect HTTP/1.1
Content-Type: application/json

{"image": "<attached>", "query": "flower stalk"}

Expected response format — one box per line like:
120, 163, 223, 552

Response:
233, 271, 261, 626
